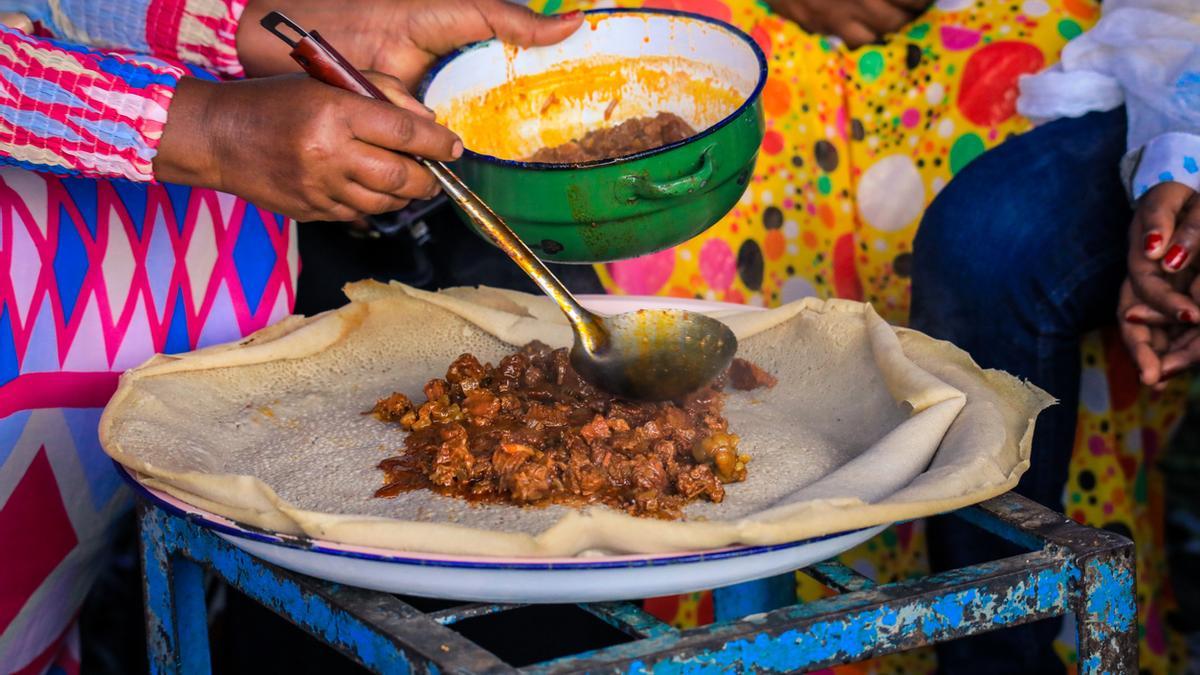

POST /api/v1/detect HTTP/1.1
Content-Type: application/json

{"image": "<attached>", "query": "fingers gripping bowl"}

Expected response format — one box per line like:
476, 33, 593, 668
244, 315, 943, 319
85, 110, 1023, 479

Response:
419, 9, 767, 263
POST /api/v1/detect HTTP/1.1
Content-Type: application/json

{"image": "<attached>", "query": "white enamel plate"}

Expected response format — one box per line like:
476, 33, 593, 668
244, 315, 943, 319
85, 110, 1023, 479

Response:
123, 296, 889, 603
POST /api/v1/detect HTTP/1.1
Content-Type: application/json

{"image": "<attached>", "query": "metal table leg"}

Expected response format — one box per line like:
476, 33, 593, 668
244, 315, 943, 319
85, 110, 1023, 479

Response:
140, 507, 212, 674
137, 492, 1138, 673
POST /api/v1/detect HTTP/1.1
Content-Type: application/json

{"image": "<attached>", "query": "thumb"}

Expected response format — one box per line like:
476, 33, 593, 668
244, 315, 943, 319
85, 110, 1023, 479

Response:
1137, 182, 1192, 261
364, 72, 437, 120
0, 12, 33, 32
482, 1, 584, 47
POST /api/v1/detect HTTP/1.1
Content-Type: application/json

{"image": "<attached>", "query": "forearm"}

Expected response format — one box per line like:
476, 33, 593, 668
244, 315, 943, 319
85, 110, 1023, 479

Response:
147, 0, 246, 76
0, 25, 185, 181
1122, 10, 1200, 200
1125, 133, 1200, 200
7, 0, 247, 76
1018, 0, 1200, 199
151, 76, 219, 188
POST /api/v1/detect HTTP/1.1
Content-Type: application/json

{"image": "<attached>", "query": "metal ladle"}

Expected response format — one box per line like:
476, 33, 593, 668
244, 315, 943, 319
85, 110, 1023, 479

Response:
263, 12, 738, 401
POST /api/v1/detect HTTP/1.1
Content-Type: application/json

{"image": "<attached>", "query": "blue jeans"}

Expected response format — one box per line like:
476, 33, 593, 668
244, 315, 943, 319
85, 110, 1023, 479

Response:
910, 109, 1132, 674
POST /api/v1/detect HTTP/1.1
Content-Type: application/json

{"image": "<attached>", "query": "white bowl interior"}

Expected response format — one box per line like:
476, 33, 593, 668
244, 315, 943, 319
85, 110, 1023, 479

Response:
423, 12, 762, 160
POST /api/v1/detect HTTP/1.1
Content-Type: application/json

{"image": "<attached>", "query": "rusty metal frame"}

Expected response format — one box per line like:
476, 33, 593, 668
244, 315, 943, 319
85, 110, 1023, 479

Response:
138, 492, 1136, 674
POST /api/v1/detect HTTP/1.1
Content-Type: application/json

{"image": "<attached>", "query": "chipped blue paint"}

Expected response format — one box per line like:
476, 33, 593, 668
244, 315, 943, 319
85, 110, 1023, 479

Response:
170, 558, 212, 673
431, 603, 520, 625
534, 539, 1121, 675
138, 491, 1136, 675
925, 589, 970, 632
805, 560, 877, 593
1035, 568, 1065, 613
141, 507, 418, 674
1081, 654, 1103, 674
588, 572, 1075, 675
583, 603, 677, 640
1084, 560, 1136, 628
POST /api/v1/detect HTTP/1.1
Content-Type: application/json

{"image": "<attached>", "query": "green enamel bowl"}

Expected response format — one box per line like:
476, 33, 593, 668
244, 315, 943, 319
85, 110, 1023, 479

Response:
420, 9, 767, 264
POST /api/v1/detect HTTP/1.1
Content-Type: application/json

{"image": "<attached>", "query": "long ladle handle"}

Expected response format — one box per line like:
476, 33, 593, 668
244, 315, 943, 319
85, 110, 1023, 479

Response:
260, 11, 607, 352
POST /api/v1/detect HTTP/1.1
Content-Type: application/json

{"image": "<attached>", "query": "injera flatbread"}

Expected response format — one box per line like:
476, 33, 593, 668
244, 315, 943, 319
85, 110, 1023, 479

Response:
99, 281, 1053, 557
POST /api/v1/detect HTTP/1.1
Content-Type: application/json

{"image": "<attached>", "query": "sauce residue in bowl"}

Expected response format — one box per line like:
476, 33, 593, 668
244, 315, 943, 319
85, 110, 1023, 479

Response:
436, 55, 744, 161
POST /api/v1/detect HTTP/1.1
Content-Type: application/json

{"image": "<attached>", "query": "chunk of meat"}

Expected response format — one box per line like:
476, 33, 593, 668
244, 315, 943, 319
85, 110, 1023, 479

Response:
463, 390, 501, 423
676, 464, 724, 502
424, 378, 449, 401
429, 424, 473, 487
728, 358, 778, 391
371, 393, 412, 422
632, 457, 669, 492
492, 442, 535, 479
579, 414, 611, 443
446, 353, 488, 393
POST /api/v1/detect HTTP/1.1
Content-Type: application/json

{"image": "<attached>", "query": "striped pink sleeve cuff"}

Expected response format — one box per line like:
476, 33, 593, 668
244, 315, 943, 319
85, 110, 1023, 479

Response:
0, 26, 186, 182
145, 0, 248, 78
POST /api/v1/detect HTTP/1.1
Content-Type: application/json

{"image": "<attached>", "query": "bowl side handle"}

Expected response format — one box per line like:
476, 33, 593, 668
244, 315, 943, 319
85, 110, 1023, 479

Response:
615, 145, 715, 203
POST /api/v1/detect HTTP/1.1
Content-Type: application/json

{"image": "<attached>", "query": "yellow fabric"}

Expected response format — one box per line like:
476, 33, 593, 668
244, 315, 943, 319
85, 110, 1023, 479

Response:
524, 0, 1185, 671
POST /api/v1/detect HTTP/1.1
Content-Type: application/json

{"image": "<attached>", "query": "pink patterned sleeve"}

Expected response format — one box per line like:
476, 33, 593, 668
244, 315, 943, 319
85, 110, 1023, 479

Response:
144, 0, 247, 77
15, 0, 248, 78
0, 25, 186, 182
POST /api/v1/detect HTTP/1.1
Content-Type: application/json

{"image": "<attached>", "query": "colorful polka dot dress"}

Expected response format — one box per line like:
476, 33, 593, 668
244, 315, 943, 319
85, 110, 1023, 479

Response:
524, 0, 1185, 672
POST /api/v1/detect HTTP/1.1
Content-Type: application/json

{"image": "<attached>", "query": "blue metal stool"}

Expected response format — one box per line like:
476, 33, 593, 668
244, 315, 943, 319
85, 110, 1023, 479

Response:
138, 492, 1136, 673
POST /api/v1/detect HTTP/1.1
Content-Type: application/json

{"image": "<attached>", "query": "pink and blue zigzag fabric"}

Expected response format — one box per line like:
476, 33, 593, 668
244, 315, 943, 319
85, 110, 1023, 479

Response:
0, 3, 292, 671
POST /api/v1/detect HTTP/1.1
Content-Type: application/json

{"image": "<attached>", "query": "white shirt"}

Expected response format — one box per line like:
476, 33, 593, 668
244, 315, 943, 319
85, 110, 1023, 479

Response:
1016, 0, 1200, 200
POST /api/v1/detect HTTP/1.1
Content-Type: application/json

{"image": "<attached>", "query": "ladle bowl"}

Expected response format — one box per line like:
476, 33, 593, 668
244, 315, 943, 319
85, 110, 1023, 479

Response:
570, 309, 738, 401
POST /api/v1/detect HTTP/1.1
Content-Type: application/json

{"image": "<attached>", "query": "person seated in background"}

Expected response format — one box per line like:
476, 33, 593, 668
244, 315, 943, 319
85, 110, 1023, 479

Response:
514, 0, 1188, 672
910, 0, 1199, 672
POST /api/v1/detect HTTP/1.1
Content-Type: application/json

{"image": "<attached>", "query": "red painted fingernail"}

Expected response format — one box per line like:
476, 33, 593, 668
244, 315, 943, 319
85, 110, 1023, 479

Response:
558, 10, 582, 20
1180, 310, 1198, 323
1124, 314, 1146, 325
1145, 232, 1164, 254
1164, 244, 1188, 271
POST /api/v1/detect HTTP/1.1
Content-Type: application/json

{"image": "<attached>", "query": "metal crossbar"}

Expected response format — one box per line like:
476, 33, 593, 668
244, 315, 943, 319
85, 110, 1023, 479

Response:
138, 492, 1137, 673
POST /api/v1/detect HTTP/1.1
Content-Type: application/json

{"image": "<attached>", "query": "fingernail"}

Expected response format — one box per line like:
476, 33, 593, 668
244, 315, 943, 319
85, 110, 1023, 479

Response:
1124, 313, 1146, 325
1145, 232, 1164, 254
1165, 244, 1188, 271
558, 10, 582, 20
451, 139, 463, 159
1180, 309, 1198, 324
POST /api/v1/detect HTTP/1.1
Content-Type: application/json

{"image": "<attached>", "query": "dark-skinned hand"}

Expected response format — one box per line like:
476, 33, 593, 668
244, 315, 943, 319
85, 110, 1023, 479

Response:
198, 0, 581, 222
1118, 182, 1200, 389
152, 73, 461, 222
236, 0, 584, 87
765, 0, 934, 48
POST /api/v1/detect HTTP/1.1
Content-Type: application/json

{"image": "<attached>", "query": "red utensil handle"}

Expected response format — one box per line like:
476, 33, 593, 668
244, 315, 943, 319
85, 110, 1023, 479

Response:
260, 11, 389, 102
258, 11, 605, 352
